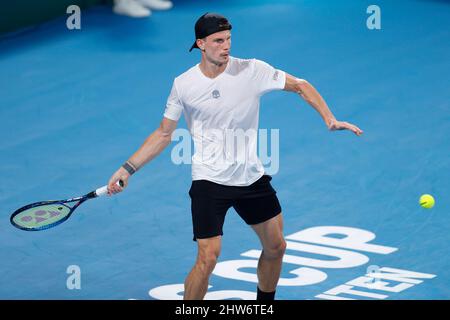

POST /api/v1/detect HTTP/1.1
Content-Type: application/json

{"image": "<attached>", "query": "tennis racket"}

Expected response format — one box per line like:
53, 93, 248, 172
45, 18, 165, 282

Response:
10, 180, 123, 231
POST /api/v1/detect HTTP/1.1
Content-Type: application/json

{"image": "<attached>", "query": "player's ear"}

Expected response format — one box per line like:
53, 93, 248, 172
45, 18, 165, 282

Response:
197, 38, 206, 51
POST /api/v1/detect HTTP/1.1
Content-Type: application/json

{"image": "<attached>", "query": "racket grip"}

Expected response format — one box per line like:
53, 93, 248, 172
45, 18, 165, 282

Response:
95, 180, 124, 197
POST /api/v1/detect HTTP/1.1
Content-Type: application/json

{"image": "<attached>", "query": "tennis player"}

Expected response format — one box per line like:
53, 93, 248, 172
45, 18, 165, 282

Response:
107, 13, 363, 300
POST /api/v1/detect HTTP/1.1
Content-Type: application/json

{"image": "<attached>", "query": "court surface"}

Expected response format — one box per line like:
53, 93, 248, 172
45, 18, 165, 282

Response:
0, 0, 449, 299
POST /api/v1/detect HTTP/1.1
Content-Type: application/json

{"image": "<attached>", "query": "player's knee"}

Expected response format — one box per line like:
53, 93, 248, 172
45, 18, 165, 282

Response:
197, 256, 218, 274
264, 239, 286, 259
197, 251, 219, 274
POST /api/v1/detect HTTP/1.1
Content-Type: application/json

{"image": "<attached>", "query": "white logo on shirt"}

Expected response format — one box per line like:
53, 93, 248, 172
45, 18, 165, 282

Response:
273, 71, 279, 81
212, 90, 220, 99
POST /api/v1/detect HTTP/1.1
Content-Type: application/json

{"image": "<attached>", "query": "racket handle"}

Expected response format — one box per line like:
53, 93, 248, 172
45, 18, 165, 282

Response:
95, 180, 124, 197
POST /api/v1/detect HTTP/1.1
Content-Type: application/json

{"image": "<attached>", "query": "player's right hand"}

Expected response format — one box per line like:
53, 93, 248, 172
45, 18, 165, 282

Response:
107, 167, 130, 195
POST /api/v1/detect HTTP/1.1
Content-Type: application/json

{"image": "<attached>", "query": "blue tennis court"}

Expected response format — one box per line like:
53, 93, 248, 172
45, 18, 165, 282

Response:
0, 0, 449, 300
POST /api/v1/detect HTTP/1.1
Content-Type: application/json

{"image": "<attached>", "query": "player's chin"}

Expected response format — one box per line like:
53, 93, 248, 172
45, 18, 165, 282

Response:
220, 54, 229, 61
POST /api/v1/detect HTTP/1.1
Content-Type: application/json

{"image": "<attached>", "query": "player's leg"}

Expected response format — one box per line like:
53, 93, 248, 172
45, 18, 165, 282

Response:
184, 235, 222, 300
186, 180, 232, 300
251, 213, 286, 295
233, 175, 286, 300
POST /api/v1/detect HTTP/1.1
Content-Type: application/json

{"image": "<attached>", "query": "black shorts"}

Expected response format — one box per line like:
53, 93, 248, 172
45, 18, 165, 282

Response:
188, 175, 282, 241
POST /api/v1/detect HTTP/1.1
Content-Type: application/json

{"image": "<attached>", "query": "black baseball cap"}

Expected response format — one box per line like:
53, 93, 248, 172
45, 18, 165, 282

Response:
189, 13, 232, 52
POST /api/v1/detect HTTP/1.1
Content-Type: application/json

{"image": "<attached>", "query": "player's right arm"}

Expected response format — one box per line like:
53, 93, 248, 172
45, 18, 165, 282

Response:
284, 73, 363, 136
107, 117, 178, 194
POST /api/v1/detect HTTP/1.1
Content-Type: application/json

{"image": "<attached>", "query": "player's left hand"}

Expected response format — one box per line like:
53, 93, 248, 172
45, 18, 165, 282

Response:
328, 119, 363, 136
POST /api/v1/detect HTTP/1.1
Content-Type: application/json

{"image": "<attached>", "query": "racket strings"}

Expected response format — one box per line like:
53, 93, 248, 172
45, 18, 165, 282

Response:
12, 203, 73, 229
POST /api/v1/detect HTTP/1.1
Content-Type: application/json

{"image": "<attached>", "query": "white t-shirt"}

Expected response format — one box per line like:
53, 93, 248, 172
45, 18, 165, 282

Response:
164, 56, 286, 186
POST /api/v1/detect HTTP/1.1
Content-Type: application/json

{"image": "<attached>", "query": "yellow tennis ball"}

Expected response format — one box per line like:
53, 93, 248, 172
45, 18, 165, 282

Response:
419, 194, 435, 209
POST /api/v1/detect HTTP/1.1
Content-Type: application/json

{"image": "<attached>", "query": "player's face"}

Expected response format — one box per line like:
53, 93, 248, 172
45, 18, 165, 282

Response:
200, 30, 231, 65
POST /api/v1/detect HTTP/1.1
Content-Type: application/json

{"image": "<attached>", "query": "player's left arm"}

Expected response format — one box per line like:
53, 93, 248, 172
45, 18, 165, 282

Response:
284, 73, 363, 136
